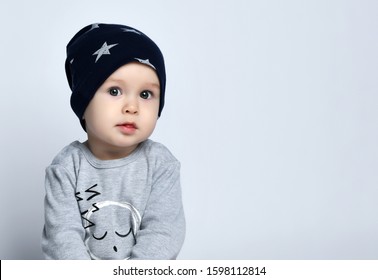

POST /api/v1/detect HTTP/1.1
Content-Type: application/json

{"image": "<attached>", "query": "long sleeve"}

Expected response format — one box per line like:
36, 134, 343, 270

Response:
42, 164, 91, 259
130, 161, 186, 259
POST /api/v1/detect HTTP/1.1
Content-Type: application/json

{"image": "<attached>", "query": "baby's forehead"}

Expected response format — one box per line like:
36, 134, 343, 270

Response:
103, 62, 160, 86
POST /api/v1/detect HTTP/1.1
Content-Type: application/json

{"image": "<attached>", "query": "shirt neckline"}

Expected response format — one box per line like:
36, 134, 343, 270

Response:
73, 140, 148, 169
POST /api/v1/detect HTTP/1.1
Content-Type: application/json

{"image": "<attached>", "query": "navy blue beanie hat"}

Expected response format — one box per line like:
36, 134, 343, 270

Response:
65, 23, 166, 131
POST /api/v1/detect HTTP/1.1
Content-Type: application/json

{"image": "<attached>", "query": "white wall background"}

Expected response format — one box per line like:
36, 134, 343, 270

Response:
0, 0, 377, 259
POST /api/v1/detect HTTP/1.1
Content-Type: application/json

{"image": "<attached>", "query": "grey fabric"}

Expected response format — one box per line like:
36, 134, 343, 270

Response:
42, 139, 185, 259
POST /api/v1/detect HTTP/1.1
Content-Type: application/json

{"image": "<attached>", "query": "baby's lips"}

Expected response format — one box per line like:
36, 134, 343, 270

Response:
117, 122, 137, 129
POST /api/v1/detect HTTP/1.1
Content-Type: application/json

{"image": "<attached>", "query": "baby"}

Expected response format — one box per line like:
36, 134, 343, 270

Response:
42, 23, 185, 259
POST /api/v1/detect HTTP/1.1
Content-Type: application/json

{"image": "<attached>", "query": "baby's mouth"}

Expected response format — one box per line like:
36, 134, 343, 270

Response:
116, 122, 138, 134
117, 122, 137, 129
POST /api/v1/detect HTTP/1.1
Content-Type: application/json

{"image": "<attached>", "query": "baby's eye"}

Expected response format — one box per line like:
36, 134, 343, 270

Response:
92, 231, 108, 240
109, 87, 122, 96
140, 90, 152, 99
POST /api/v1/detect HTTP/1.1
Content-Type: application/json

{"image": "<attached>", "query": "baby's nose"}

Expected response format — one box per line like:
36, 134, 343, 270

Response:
113, 245, 118, 252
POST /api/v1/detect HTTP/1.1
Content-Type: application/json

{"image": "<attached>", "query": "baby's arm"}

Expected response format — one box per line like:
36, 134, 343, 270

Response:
42, 164, 91, 259
130, 161, 185, 259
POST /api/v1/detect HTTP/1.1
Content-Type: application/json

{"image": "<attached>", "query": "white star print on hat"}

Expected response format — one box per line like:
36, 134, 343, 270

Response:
135, 58, 156, 70
89, 23, 100, 31
93, 42, 118, 63
122, 28, 141, 35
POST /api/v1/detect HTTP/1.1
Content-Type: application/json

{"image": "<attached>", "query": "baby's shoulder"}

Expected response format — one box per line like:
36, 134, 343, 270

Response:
49, 141, 84, 167
142, 139, 179, 165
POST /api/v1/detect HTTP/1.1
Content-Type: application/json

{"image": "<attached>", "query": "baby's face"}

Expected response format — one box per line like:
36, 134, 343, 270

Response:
83, 62, 160, 159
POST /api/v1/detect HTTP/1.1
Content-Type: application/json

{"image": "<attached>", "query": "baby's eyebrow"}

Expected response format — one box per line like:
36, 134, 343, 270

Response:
104, 78, 159, 89
105, 77, 124, 83
146, 82, 160, 89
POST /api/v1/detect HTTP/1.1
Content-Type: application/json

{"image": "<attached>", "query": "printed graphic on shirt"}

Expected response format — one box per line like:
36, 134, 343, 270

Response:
76, 184, 141, 260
